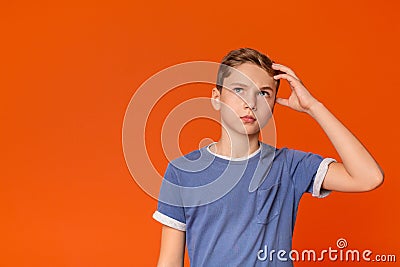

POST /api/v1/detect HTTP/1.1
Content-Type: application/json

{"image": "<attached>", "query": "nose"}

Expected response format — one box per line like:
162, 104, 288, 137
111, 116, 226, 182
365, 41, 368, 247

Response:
243, 94, 257, 111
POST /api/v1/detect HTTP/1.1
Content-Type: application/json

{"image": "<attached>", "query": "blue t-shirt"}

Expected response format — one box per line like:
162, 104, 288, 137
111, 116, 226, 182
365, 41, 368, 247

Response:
153, 142, 336, 266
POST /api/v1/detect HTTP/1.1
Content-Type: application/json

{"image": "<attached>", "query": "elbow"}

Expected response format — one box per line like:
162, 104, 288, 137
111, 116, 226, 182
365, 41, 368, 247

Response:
372, 166, 385, 190
370, 175, 384, 191
363, 171, 384, 192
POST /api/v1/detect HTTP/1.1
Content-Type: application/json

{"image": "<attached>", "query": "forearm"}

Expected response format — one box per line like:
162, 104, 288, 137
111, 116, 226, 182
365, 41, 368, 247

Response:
157, 260, 183, 267
307, 102, 384, 183
157, 225, 185, 267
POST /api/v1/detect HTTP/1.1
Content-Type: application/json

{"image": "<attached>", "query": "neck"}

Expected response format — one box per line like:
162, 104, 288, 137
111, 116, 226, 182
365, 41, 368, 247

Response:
210, 128, 260, 158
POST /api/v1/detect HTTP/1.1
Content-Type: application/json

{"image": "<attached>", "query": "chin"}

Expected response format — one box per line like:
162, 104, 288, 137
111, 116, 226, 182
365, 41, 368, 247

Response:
238, 127, 261, 136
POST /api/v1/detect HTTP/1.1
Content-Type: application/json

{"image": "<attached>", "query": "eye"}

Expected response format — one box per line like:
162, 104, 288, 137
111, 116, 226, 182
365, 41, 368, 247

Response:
259, 91, 271, 97
233, 87, 243, 93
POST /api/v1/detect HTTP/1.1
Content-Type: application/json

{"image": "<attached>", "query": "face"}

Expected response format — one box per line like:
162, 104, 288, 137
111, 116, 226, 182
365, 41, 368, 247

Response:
212, 62, 278, 136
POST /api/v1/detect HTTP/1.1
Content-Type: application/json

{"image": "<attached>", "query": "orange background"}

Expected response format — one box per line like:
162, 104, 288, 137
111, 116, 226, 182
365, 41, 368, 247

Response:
1, 1, 399, 266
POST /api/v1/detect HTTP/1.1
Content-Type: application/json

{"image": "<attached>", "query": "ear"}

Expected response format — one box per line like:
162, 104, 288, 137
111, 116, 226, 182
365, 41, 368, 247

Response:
211, 87, 221, 110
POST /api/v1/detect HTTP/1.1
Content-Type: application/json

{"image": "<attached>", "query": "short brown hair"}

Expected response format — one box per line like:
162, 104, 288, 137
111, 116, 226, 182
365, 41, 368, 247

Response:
216, 47, 281, 92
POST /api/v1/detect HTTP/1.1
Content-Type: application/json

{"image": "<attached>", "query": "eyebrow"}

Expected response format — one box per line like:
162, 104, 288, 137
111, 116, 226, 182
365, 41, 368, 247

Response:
229, 82, 275, 91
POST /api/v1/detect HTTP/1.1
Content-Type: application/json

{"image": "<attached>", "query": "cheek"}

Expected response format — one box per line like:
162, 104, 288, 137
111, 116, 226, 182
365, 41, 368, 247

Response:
223, 93, 243, 105
255, 103, 274, 127
220, 105, 240, 121
220, 96, 242, 115
257, 112, 271, 126
257, 98, 275, 112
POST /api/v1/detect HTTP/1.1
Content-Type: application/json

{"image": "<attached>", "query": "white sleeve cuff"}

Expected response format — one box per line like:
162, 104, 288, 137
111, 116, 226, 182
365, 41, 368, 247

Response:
312, 158, 337, 198
152, 211, 186, 231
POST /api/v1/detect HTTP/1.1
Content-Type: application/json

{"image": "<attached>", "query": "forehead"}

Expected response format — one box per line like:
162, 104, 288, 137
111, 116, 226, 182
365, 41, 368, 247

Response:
224, 62, 276, 90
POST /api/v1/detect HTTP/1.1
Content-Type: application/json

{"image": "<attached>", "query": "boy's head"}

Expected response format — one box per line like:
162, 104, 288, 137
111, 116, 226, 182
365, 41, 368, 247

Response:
212, 48, 281, 136
215, 48, 281, 94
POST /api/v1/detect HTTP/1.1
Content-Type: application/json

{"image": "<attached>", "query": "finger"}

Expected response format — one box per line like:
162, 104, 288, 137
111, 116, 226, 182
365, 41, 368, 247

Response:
274, 73, 304, 96
276, 97, 289, 107
272, 63, 299, 80
272, 63, 296, 76
273, 73, 301, 86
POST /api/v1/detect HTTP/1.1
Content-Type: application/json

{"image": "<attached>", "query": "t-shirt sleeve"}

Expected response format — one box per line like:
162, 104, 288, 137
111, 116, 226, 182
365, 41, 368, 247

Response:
286, 149, 336, 198
152, 163, 186, 231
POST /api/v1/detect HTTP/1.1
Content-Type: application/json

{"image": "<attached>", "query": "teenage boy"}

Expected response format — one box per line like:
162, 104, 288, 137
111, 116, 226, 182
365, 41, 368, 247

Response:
152, 48, 384, 266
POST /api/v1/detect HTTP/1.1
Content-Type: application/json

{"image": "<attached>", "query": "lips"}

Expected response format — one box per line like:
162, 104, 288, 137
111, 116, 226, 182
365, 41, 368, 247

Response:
240, 115, 256, 123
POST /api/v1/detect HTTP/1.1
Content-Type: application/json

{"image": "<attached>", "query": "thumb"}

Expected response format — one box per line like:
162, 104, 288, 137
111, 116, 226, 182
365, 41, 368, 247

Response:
276, 97, 289, 107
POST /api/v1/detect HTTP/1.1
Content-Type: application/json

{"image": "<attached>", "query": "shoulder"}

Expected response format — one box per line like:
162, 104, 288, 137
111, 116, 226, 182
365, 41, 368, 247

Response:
168, 146, 213, 174
277, 145, 321, 160
170, 147, 203, 165
260, 142, 321, 165
260, 142, 294, 161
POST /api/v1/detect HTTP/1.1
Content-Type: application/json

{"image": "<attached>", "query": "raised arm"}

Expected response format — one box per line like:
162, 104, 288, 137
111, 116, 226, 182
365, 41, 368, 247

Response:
157, 225, 186, 267
272, 63, 384, 192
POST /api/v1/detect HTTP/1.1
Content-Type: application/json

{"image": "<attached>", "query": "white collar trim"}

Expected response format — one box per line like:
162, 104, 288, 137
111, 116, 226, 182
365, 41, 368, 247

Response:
206, 142, 261, 161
